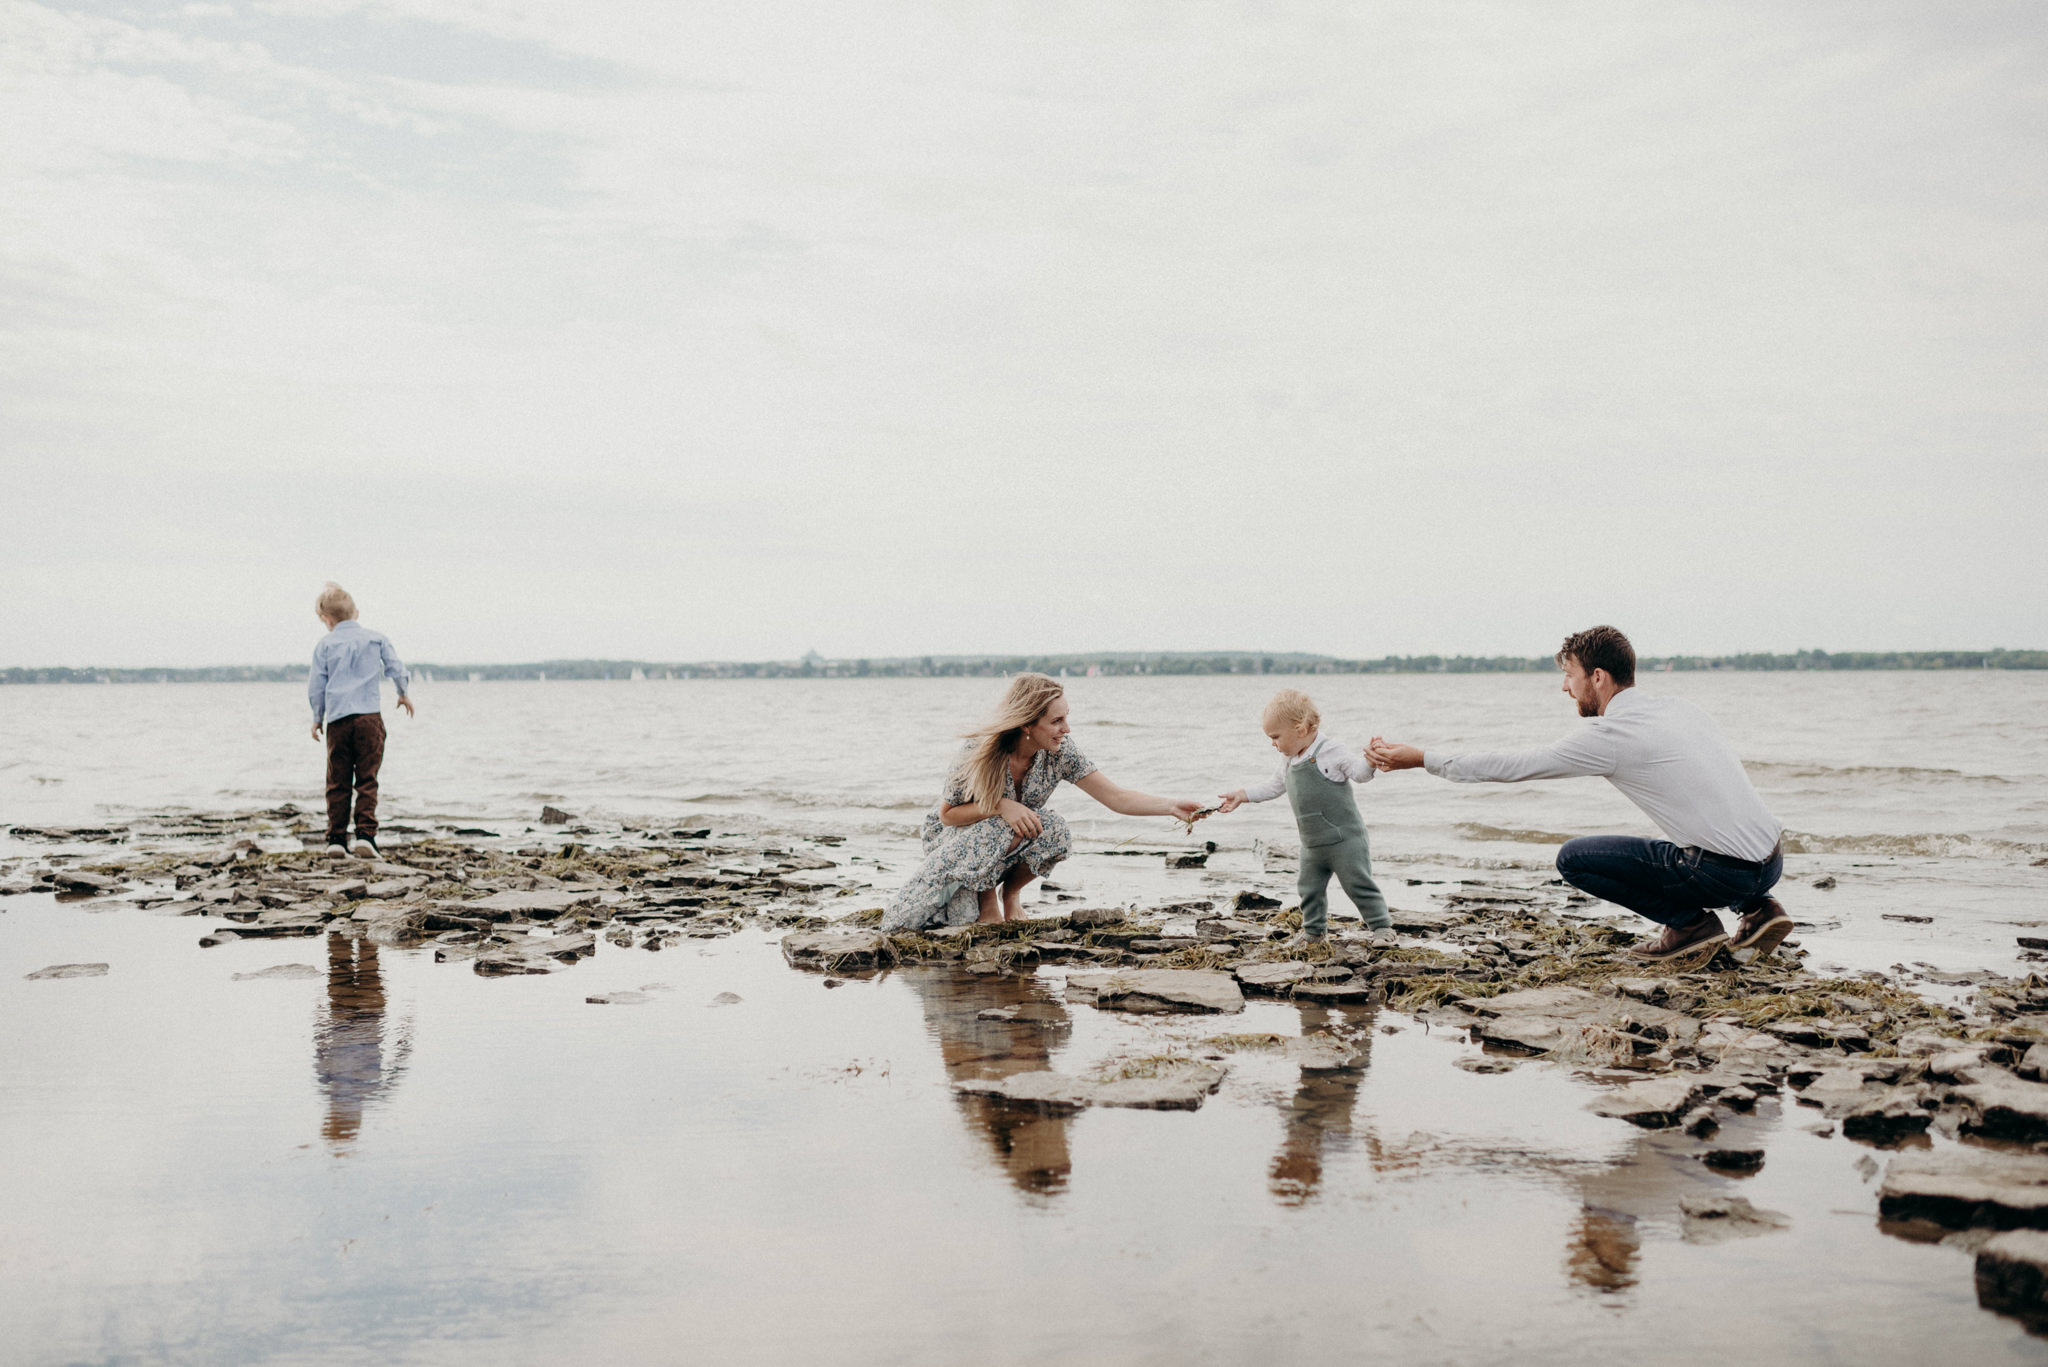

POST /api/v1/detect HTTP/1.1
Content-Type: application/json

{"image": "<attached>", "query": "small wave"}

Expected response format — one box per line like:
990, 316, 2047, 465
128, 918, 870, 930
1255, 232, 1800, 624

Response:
1455, 823, 1585, 846
1085, 720, 1147, 728
683, 789, 930, 812
1782, 830, 2047, 858
1745, 762, 2016, 786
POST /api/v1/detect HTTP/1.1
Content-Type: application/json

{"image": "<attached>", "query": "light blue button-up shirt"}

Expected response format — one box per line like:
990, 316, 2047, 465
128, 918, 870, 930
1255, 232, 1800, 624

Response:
309, 621, 411, 723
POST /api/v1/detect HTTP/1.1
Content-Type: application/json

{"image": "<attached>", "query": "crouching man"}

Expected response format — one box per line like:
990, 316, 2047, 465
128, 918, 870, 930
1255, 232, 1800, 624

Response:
1367, 625, 1792, 967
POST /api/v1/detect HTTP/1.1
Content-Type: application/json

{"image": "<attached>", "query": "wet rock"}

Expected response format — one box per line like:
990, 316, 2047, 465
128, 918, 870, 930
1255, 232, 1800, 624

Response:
1064, 969, 1246, 1014
1701, 1149, 1765, 1173
1683, 1108, 1719, 1137
474, 932, 596, 976
24, 962, 108, 979
363, 877, 423, 899
955, 1061, 1228, 1112
1234, 961, 1319, 994
1456, 1055, 1521, 1074
1880, 1149, 2048, 1230
452, 890, 580, 918
1293, 979, 1380, 1005
1947, 1071, 2048, 1143
1283, 1035, 1361, 1070
1388, 908, 1458, 935
232, 963, 321, 980
540, 806, 574, 825
1883, 913, 1933, 923
782, 929, 892, 972
1978, 1231, 2048, 1328
710, 992, 743, 1005
1587, 1076, 1706, 1128
1765, 1019, 1871, 1051
51, 870, 125, 894
1198, 917, 1268, 941
1232, 890, 1282, 912
1680, 1195, 1790, 1243
586, 991, 651, 1005
1064, 907, 1128, 929
1811, 876, 1837, 890
1465, 984, 1699, 1056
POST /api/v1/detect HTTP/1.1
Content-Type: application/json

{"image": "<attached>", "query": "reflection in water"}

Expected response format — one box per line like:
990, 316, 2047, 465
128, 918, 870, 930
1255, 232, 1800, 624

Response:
900, 968, 1076, 1197
1269, 1005, 1375, 1205
1566, 1208, 1640, 1294
316, 933, 406, 1151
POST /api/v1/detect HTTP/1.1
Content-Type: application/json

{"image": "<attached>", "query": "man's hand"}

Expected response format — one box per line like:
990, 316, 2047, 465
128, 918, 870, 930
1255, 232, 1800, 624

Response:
1367, 737, 1425, 771
1216, 789, 1248, 814
310, 721, 323, 741
397, 695, 416, 718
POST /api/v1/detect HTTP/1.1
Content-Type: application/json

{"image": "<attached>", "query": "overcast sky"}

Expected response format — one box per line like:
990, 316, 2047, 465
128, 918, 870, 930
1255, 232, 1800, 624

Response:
3, 0, 2044, 667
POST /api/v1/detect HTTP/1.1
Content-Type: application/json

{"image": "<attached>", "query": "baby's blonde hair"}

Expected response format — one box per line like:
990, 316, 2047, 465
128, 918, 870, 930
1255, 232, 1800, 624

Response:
315, 582, 358, 622
1262, 688, 1319, 733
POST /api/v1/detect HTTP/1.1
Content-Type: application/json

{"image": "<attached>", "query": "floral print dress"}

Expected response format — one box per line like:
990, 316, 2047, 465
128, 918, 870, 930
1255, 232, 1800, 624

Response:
881, 739, 1097, 931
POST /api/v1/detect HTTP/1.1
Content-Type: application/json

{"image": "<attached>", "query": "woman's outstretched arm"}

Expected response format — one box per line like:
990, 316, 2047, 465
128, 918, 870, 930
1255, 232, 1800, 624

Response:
1074, 771, 1201, 820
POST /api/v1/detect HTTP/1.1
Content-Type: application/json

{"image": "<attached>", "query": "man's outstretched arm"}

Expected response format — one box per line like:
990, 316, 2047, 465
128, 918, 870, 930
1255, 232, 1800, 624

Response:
1368, 732, 1617, 782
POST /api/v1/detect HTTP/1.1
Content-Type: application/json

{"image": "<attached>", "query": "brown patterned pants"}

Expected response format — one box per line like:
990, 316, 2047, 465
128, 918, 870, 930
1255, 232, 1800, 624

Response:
324, 712, 386, 845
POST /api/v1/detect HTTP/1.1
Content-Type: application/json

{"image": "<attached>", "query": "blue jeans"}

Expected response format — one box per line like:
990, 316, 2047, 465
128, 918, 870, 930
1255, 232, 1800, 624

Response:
1556, 836, 1782, 929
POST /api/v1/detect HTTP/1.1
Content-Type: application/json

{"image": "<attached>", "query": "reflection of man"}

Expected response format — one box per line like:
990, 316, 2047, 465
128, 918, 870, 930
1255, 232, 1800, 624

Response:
318, 933, 390, 1148
1268, 1007, 1371, 1205
899, 968, 1076, 1196
1370, 625, 1792, 969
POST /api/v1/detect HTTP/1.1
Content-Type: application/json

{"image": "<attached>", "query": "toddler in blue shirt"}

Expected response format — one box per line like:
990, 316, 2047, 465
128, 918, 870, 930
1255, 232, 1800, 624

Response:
308, 582, 414, 858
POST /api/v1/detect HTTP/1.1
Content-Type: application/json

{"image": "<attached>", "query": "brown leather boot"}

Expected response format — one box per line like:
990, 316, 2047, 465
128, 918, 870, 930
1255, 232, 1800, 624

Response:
1627, 913, 1727, 965
1729, 898, 1793, 963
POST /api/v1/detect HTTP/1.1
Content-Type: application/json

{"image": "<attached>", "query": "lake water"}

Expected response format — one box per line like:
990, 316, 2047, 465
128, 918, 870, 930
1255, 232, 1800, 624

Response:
4, 673, 2047, 1364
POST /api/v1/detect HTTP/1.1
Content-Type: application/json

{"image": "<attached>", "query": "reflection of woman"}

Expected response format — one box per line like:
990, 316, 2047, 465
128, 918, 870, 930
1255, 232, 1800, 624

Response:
883, 673, 1201, 931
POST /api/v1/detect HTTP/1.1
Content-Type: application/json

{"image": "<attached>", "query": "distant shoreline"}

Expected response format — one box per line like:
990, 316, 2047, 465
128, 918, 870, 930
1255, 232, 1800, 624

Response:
7, 648, 2045, 684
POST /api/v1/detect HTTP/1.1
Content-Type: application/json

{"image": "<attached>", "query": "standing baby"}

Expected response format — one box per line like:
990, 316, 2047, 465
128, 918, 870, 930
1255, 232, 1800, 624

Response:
308, 582, 414, 859
1217, 689, 1390, 944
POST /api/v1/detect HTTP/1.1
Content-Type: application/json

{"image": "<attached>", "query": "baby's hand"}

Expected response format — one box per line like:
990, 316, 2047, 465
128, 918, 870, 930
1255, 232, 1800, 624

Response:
1215, 790, 1246, 814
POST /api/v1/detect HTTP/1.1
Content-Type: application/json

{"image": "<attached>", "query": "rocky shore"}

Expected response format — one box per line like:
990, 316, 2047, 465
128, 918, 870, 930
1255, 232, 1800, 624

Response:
10, 805, 2048, 1335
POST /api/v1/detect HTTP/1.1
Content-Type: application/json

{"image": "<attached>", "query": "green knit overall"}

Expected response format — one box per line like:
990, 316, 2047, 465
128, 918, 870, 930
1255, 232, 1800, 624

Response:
1285, 739, 1390, 936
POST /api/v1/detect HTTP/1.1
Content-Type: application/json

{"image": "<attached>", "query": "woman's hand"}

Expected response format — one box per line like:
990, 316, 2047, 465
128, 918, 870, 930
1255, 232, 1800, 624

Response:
1167, 799, 1204, 822
1215, 789, 1247, 814
1367, 737, 1425, 771
996, 799, 1043, 844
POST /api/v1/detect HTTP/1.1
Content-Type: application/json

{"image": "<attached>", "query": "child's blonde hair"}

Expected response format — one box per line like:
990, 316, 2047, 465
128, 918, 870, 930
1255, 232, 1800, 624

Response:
953, 673, 1066, 814
315, 582, 358, 622
1262, 688, 1319, 733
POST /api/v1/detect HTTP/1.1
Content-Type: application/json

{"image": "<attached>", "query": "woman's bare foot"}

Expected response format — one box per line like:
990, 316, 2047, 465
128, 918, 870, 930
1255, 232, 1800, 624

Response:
975, 888, 1003, 924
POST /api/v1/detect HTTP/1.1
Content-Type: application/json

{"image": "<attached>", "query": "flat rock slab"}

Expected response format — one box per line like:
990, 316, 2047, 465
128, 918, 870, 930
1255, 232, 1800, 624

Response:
1293, 980, 1379, 1005
232, 964, 322, 980
1977, 1230, 2048, 1326
1681, 1195, 1790, 1244
1065, 969, 1245, 1014
1587, 1075, 1707, 1128
474, 932, 597, 976
1233, 961, 1321, 994
464, 889, 604, 918
1283, 1036, 1362, 1070
25, 962, 108, 980
586, 991, 652, 1005
955, 1061, 1228, 1113
1466, 985, 1699, 1054
782, 929, 891, 971
1948, 1071, 2048, 1143
1881, 1149, 2048, 1231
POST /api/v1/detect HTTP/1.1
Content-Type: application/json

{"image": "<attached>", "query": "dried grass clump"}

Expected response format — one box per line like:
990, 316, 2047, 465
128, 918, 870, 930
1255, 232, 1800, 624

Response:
1201, 1033, 1286, 1052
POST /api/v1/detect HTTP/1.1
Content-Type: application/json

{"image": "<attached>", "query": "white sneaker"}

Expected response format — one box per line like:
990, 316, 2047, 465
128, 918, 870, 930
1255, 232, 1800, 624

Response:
351, 839, 379, 860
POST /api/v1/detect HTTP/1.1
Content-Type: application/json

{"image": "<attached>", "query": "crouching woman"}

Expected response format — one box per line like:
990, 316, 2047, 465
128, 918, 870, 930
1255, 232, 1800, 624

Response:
882, 673, 1201, 931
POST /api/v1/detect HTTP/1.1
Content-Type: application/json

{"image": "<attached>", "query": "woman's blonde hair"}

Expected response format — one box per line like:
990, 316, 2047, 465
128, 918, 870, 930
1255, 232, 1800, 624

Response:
315, 582, 358, 622
954, 672, 1066, 814
1262, 688, 1319, 733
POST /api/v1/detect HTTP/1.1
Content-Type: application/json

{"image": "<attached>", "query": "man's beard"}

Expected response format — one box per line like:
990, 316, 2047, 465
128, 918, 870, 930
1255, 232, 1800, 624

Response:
1577, 696, 1601, 718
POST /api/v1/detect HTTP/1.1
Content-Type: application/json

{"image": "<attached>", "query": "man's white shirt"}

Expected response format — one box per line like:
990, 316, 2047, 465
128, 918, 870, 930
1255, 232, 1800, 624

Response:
1422, 689, 1782, 863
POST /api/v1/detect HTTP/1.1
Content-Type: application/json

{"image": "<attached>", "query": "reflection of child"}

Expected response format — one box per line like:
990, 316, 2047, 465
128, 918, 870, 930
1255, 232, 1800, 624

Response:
1217, 689, 1389, 942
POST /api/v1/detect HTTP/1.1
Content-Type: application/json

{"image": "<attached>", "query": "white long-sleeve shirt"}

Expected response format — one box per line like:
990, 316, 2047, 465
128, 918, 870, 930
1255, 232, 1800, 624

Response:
1243, 735, 1377, 803
1423, 688, 1783, 863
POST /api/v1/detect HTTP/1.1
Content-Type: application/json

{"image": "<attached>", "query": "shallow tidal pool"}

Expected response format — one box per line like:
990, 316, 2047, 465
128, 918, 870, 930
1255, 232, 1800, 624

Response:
2, 894, 2041, 1366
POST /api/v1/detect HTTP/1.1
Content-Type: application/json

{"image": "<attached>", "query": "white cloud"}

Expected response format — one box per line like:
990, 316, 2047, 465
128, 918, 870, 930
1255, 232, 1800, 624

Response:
2, 0, 2045, 665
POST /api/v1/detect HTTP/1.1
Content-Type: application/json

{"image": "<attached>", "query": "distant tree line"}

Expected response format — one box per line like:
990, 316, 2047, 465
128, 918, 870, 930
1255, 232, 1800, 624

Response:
7, 647, 2044, 685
